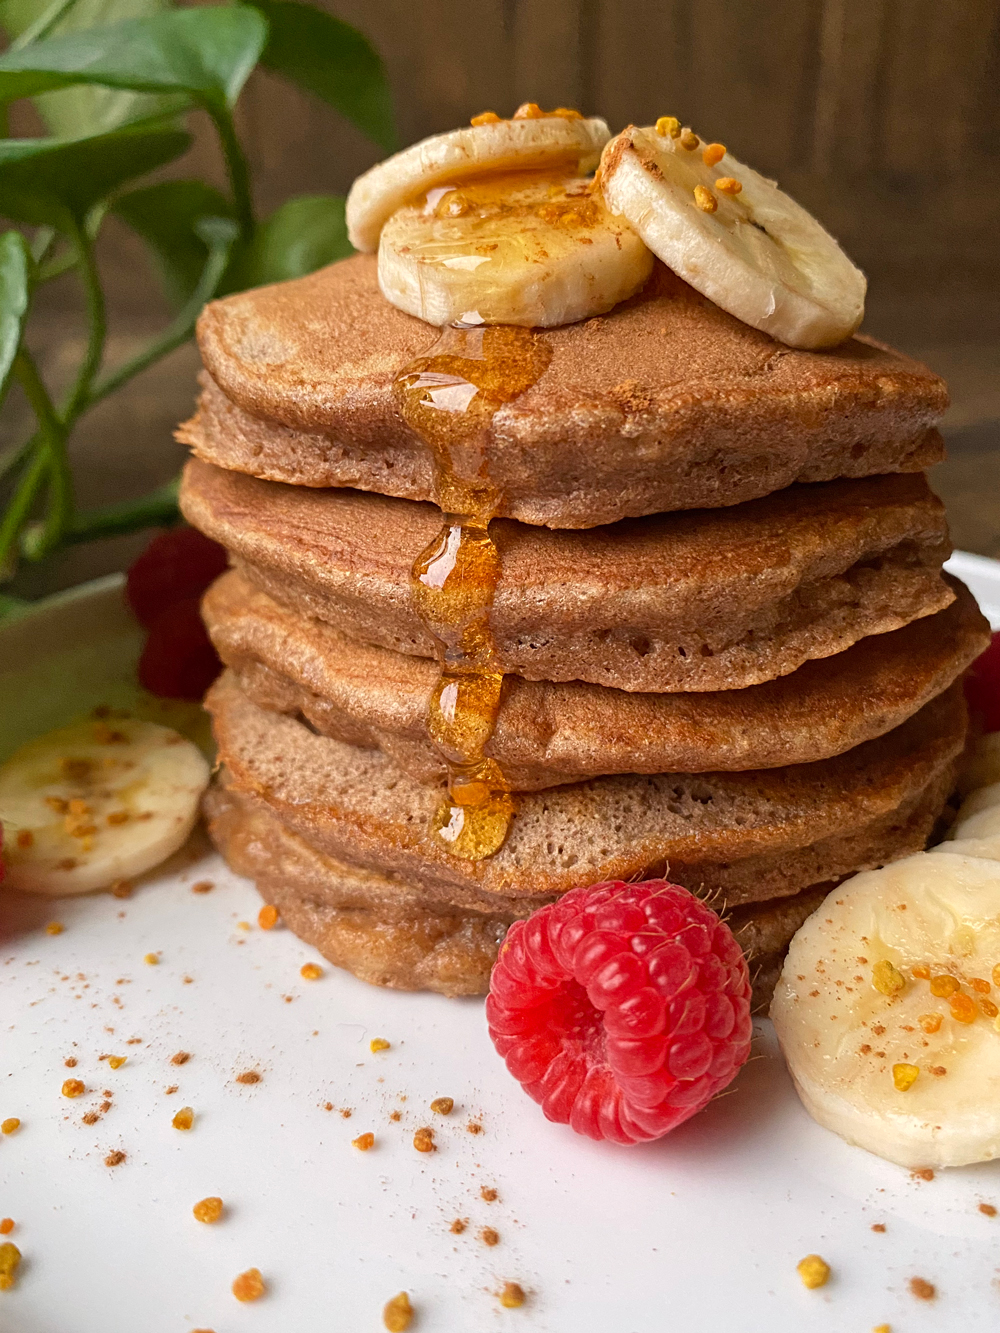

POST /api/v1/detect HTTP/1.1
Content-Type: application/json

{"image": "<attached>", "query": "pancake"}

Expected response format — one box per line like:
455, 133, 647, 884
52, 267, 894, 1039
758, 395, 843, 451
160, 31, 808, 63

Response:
203, 777, 834, 1005
204, 570, 988, 788
180, 257, 947, 528
182, 460, 953, 693
205, 670, 966, 911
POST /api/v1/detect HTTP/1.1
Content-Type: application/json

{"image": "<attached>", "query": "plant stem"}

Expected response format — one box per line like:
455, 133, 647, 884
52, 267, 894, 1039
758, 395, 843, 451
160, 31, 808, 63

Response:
60, 476, 180, 545
14, 349, 73, 556
87, 226, 235, 407
0, 448, 47, 576
62, 217, 105, 425
10, 0, 80, 50
208, 104, 255, 240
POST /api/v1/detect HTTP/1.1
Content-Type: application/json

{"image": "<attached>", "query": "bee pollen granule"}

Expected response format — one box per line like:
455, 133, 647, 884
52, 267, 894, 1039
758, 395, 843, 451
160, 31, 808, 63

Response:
797, 1254, 831, 1289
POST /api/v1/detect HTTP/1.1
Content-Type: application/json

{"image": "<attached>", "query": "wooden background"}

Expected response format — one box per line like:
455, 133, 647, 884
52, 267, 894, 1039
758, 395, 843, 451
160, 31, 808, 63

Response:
7, 0, 1000, 596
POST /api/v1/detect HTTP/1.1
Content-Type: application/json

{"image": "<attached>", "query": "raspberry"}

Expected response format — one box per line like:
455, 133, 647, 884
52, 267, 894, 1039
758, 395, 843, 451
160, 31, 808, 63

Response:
138, 598, 222, 700
966, 631, 1000, 733
486, 880, 752, 1144
126, 526, 227, 629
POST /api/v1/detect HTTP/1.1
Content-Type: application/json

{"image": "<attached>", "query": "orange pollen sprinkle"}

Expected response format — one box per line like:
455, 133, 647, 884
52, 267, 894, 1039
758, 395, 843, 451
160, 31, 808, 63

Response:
911, 963, 932, 980
232, 1268, 266, 1303
872, 960, 906, 995
172, 1106, 194, 1130
62, 1079, 85, 1099
655, 116, 681, 138
471, 110, 501, 126
352, 1132, 375, 1151
430, 1097, 454, 1115
193, 1196, 224, 1223
0, 1242, 21, 1291
143, 953, 159, 966
413, 1127, 436, 1153
370, 1038, 391, 1053
981, 997, 999, 1018
993, 963, 1000, 988
0, 1119, 19, 1135
382, 1291, 413, 1331
0, 1221, 12, 1236
693, 185, 717, 213
971, 977, 992, 993
702, 142, 726, 167
300, 963, 323, 980
500, 1282, 526, 1309
108, 1056, 126, 1070
918, 1013, 943, 1034
679, 130, 700, 151
715, 176, 742, 195
892, 1063, 919, 1092
929, 974, 960, 997
949, 992, 977, 1024
257, 904, 279, 930
45, 921, 64, 936
796, 1255, 831, 1289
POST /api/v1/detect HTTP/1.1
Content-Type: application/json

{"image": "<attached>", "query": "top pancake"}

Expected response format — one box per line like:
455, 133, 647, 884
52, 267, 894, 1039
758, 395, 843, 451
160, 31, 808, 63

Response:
182, 256, 946, 529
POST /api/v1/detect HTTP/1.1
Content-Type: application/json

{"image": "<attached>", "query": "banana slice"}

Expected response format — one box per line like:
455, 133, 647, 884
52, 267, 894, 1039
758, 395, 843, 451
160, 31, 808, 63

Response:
599, 123, 866, 349
377, 169, 652, 327
931, 780, 1000, 863
0, 716, 209, 895
347, 113, 610, 253
771, 851, 1000, 1167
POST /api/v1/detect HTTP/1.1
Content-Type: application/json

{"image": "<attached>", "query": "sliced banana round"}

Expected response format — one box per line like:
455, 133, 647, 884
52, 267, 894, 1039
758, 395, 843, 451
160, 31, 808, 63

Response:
932, 776, 1000, 863
0, 716, 209, 895
347, 114, 610, 253
771, 851, 1000, 1168
378, 169, 652, 327
599, 123, 866, 349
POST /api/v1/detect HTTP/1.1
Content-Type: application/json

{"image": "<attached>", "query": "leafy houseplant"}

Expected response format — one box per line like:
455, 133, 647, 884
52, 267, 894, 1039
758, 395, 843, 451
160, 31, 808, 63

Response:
0, 0, 393, 601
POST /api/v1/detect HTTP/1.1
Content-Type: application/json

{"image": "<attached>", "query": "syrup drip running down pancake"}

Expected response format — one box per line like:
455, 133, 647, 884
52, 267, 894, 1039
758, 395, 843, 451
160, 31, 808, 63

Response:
395, 324, 551, 860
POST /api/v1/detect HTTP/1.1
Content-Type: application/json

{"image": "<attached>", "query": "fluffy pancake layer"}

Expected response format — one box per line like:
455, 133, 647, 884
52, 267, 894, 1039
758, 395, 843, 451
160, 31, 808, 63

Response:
204, 777, 829, 1005
182, 461, 953, 693
181, 257, 946, 528
204, 570, 988, 788
206, 671, 966, 911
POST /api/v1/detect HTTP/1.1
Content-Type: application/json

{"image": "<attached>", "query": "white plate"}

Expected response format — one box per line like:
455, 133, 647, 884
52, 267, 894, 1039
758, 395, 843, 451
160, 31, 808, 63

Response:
0, 557, 998, 1333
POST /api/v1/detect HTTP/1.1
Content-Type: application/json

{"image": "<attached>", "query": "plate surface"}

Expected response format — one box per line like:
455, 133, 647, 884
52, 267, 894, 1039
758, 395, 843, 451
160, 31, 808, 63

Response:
0, 556, 998, 1333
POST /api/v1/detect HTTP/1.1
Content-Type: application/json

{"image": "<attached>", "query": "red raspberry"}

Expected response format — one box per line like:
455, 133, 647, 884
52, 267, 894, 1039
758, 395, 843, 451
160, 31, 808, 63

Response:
126, 526, 227, 629
138, 597, 222, 701
486, 880, 752, 1145
966, 631, 1000, 733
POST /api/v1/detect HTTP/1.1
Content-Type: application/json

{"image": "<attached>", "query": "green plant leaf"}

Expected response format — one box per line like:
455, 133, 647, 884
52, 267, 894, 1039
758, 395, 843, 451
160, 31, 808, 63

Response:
0, 5, 268, 112
1, 0, 179, 137
247, 1, 394, 152
0, 230, 32, 405
112, 178, 234, 307
235, 192, 352, 289
0, 124, 190, 229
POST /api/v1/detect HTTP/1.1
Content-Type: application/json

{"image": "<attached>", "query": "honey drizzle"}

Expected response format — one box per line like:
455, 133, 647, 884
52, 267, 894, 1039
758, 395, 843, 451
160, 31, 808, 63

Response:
396, 323, 551, 860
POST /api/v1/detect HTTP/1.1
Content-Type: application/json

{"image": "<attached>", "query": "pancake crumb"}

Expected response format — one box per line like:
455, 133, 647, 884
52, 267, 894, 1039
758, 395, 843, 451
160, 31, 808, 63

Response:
450, 1219, 466, 1234
192, 880, 214, 894
979, 1203, 997, 1217
871, 1222, 886, 1232
165, 1085, 178, 1095
82, 1112, 100, 1125
911, 1168, 934, 1182
467, 1120, 483, 1135
171, 1051, 191, 1066
908, 1277, 935, 1300
104, 1150, 126, 1167
481, 1187, 498, 1203
480, 1227, 500, 1247
64, 1057, 77, 1068
236, 1070, 261, 1084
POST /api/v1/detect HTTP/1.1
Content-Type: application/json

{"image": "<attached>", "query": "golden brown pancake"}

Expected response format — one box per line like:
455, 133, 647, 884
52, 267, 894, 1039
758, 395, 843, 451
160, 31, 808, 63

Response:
182, 460, 953, 693
204, 777, 830, 1004
203, 570, 988, 788
205, 671, 966, 912
180, 257, 946, 528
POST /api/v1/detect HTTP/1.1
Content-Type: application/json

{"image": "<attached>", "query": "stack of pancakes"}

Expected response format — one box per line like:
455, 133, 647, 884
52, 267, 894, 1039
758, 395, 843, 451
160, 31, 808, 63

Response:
178, 257, 989, 1004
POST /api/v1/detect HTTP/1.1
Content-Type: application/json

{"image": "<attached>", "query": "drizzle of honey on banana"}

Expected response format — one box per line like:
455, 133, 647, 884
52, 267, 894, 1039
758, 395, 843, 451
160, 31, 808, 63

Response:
395, 321, 551, 860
